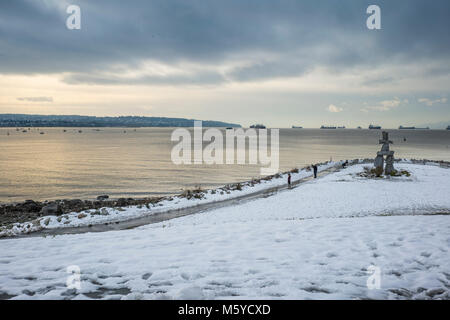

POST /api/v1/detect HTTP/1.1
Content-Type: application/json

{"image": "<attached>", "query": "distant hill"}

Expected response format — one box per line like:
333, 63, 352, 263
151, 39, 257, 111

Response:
0, 114, 241, 128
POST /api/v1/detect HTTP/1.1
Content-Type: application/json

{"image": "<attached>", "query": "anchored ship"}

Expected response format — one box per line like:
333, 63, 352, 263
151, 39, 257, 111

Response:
399, 126, 430, 130
250, 124, 266, 129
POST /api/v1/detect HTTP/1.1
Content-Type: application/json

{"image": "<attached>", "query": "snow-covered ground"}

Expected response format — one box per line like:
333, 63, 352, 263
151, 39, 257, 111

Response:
0, 163, 449, 300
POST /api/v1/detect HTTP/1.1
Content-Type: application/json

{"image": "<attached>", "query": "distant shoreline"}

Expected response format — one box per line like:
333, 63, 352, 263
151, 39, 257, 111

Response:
0, 114, 241, 128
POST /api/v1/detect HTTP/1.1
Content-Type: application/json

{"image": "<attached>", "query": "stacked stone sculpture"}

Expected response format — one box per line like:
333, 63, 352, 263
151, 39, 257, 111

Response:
374, 131, 395, 174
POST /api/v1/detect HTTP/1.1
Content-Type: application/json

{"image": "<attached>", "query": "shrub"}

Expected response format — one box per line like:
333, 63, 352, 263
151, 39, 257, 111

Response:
371, 167, 384, 177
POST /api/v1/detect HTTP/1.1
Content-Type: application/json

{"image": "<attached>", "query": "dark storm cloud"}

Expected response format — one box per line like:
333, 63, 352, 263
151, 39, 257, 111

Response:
0, 0, 449, 84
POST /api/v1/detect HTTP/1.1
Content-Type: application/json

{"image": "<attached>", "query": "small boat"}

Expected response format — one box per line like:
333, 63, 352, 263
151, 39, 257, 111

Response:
369, 124, 381, 129
40, 132, 45, 135
447, 125, 450, 130
292, 126, 303, 129
357, 126, 362, 129
337, 126, 346, 129
320, 125, 337, 129
78, 130, 82, 133
226, 127, 233, 130
22, 130, 27, 133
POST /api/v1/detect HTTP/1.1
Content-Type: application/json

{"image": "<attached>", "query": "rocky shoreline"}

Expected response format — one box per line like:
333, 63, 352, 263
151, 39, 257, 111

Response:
1, 158, 449, 227
0, 196, 166, 227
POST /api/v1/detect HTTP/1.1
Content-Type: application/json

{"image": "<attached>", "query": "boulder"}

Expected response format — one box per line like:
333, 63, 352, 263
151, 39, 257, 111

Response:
97, 195, 109, 201
40, 203, 62, 216
116, 198, 128, 207
18, 200, 41, 213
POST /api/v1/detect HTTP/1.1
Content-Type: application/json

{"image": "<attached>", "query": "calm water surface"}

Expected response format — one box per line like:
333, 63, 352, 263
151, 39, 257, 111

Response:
1, 127, 449, 202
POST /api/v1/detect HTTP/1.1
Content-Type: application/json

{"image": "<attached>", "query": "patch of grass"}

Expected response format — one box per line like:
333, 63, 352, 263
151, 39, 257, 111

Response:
358, 166, 411, 179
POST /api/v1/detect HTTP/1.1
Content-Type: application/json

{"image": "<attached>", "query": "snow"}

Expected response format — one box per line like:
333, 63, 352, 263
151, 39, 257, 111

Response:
0, 163, 449, 300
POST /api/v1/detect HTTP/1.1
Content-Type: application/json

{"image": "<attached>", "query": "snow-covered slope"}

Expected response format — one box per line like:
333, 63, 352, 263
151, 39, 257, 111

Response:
0, 163, 449, 300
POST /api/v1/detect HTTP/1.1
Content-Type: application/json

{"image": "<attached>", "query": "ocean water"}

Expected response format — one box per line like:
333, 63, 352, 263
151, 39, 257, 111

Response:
0, 127, 449, 202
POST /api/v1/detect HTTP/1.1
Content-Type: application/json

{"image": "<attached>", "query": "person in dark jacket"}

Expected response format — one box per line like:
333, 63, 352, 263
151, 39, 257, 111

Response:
312, 164, 318, 178
287, 173, 291, 188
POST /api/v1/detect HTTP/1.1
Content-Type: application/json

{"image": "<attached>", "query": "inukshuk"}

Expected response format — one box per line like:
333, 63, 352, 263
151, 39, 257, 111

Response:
374, 131, 395, 174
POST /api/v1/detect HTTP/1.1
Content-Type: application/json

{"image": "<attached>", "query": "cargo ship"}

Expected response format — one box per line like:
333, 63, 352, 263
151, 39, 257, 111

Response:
399, 126, 430, 130
250, 124, 266, 129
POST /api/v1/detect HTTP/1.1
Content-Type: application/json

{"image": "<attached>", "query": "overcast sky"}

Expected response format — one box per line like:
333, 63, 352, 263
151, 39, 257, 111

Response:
0, 0, 449, 128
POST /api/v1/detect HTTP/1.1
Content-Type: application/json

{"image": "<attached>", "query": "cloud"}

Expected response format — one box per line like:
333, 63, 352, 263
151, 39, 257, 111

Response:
418, 97, 448, 106
0, 0, 449, 87
17, 97, 53, 102
63, 70, 225, 86
361, 97, 405, 112
327, 104, 343, 113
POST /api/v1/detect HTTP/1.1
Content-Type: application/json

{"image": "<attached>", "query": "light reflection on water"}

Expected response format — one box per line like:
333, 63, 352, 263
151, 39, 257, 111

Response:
0, 127, 449, 202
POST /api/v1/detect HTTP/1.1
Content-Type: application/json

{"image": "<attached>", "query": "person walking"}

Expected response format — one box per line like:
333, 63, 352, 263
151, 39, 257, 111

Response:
312, 164, 318, 178
287, 173, 291, 188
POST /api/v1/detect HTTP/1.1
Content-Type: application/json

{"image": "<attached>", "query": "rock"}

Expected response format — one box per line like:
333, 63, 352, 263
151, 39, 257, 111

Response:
97, 195, 109, 201
116, 198, 128, 207
17, 200, 41, 213
65, 199, 84, 207
77, 213, 87, 219
40, 203, 62, 216
92, 201, 102, 208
